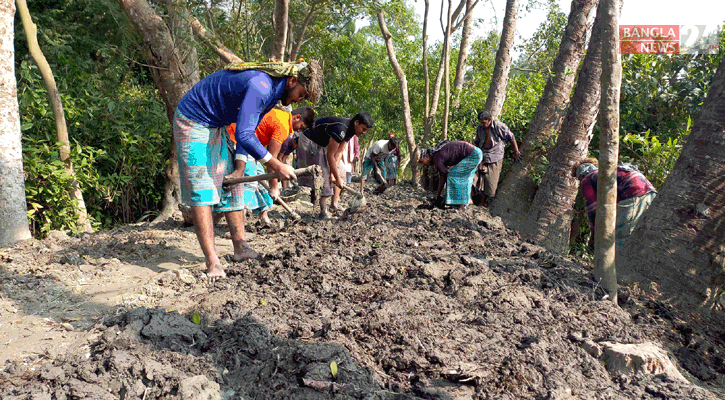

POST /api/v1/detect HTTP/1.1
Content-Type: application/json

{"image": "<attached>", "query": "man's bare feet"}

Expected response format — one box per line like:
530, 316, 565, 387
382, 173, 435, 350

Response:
232, 244, 259, 262
261, 213, 272, 227
206, 264, 227, 281
330, 203, 344, 215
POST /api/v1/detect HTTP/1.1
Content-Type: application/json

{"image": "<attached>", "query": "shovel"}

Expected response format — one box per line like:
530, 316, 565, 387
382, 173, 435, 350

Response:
258, 180, 301, 221
340, 184, 367, 212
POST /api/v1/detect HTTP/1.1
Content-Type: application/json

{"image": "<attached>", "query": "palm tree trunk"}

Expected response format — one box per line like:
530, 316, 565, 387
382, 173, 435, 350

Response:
484, 0, 519, 117
490, 0, 597, 230
523, 4, 604, 253
618, 54, 725, 310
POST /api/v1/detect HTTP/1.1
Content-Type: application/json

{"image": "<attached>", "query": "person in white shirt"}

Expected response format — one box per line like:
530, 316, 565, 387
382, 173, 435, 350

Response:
360, 137, 399, 192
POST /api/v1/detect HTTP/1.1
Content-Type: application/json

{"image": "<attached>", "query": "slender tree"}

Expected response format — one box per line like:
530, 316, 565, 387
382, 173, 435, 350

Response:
618, 53, 725, 310
484, 0, 518, 118
16, 0, 93, 233
452, 0, 476, 106
490, 0, 598, 229
188, 15, 243, 63
0, 0, 32, 247
287, 1, 318, 61
442, 0, 452, 139
377, 8, 419, 183
594, 0, 621, 303
272, 0, 290, 61
117, 0, 200, 222
421, 0, 467, 146
523, 4, 604, 253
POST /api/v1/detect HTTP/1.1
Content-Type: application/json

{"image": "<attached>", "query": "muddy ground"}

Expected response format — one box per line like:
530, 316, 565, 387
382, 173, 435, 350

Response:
0, 182, 724, 399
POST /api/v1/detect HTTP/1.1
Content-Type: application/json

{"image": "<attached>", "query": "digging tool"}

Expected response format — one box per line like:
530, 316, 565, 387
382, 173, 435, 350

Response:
222, 165, 320, 186
258, 180, 301, 221
340, 184, 367, 212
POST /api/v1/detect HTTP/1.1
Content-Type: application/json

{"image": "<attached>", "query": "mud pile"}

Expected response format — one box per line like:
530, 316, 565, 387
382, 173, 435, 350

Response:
0, 182, 723, 399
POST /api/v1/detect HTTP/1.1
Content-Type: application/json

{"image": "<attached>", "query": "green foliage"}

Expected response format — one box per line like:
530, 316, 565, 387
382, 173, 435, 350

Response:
619, 31, 723, 145
620, 126, 685, 189
22, 137, 86, 237
16, 1, 169, 236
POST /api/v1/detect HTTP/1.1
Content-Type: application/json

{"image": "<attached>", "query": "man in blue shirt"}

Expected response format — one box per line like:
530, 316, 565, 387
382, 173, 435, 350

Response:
173, 60, 322, 279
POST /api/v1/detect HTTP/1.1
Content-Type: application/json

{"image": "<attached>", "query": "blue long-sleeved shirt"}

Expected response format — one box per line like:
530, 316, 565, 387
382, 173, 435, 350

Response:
177, 69, 286, 161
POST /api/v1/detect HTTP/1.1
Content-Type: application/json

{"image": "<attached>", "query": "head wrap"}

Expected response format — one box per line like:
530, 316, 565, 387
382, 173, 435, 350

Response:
420, 140, 450, 159
225, 59, 323, 103
576, 162, 598, 179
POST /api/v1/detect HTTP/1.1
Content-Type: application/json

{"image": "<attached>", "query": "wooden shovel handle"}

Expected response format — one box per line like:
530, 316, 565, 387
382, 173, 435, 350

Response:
258, 181, 301, 220
341, 184, 364, 199
222, 165, 320, 186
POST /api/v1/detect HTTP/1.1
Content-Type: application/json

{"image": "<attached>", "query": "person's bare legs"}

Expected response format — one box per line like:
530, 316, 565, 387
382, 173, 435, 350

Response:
225, 209, 258, 261
191, 205, 226, 278
319, 196, 330, 218
331, 186, 342, 213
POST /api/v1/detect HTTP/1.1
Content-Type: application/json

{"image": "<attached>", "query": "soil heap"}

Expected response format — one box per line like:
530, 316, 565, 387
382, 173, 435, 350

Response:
0, 182, 723, 399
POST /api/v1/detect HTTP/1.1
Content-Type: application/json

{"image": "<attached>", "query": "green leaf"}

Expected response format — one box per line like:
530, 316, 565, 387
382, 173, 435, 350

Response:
330, 361, 338, 378
192, 312, 201, 324
260, 300, 268, 305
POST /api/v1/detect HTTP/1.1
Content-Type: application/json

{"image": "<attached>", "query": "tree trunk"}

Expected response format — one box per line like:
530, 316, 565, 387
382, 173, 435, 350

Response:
421, 0, 465, 147
16, 0, 93, 233
272, 0, 289, 61
0, 0, 32, 246
618, 54, 725, 310
188, 15, 242, 63
441, 0, 452, 140
452, 0, 475, 107
484, 0, 518, 118
421, 0, 431, 155
523, 6, 604, 253
288, 2, 316, 62
377, 9, 419, 184
594, 0, 621, 303
117, 0, 199, 223
490, 0, 597, 229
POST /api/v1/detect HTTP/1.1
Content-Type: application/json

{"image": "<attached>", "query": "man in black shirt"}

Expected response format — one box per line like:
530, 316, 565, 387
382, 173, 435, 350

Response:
297, 112, 374, 218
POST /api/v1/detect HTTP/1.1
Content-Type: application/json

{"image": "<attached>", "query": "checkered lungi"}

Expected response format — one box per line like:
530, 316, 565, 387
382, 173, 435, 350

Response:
446, 147, 483, 205
173, 109, 244, 211
615, 192, 656, 247
297, 133, 344, 197
243, 160, 273, 213
362, 157, 386, 182
385, 154, 398, 180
